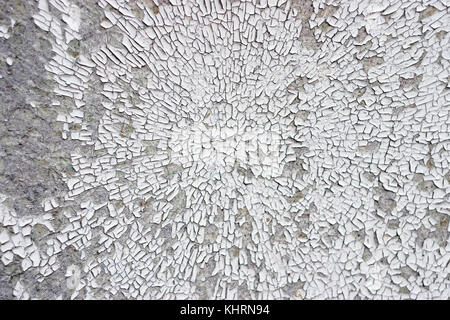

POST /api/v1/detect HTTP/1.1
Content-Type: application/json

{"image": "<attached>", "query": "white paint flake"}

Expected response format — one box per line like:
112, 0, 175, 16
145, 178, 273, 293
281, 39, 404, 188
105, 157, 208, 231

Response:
1, 0, 448, 300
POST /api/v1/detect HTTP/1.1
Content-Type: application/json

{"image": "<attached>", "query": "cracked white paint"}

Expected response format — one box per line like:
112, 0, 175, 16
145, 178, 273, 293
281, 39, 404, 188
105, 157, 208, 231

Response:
1, 0, 449, 299
0, 194, 54, 272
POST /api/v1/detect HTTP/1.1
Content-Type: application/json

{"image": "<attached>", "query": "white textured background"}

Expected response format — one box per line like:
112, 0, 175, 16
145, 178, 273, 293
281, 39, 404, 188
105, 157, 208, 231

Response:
0, 0, 449, 299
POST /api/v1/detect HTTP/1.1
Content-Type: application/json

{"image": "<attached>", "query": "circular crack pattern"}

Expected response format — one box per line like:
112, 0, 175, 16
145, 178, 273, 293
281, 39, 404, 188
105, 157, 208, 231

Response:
0, 0, 449, 299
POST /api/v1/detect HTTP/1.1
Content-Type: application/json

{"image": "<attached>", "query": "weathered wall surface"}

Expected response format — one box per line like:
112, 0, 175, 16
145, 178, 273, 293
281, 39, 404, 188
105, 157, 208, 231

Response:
0, 0, 449, 299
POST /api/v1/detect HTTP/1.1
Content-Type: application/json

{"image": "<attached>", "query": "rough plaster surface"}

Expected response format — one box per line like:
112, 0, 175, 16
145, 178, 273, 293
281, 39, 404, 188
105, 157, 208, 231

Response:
0, 0, 449, 299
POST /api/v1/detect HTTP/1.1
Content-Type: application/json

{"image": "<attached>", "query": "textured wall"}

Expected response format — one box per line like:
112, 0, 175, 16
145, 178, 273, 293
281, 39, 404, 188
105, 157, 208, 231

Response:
0, 0, 449, 299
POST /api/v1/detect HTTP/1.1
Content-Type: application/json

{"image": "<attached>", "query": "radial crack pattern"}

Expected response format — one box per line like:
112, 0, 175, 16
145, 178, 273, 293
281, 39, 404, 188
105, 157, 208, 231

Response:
0, 0, 449, 300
